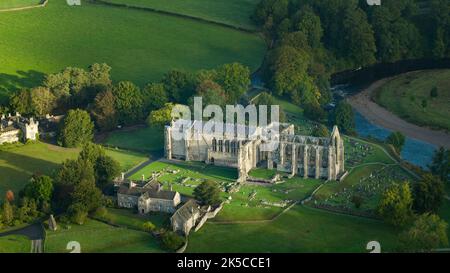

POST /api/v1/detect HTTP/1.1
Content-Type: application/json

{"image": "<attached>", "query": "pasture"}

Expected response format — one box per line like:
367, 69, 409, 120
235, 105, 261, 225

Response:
372, 70, 450, 132
0, 0, 41, 10
187, 205, 399, 253
0, 235, 30, 253
45, 218, 164, 253
101, 0, 260, 30
0, 0, 265, 104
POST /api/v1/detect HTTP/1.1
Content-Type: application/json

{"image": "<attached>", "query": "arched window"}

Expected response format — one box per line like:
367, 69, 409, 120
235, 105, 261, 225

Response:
231, 141, 237, 155
225, 140, 230, 153
212, 138, 217, 152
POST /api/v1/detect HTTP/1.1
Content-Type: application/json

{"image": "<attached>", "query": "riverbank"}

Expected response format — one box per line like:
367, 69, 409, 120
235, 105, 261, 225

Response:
348, 77, 450, 149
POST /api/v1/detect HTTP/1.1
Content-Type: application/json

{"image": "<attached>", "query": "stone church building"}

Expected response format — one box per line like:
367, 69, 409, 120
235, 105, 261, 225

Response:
164, 120, 345, 181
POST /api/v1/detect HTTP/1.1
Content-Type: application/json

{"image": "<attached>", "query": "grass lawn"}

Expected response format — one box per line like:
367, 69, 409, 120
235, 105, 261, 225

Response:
104, 147, 148, 172
0, 142, 79, 199
216, 178, 323, 222
0, 141, 147, 201
0, 235, 30, 253
129, 160, 238, 196
103, 0, 260, 30
103, 126, 164, 153
0, 0, 41, 10
45, 218, 165, 253
187, 205, 399, 253
372, 70, 450, 132
0, 0, 265, 104
97, 208, 171, 230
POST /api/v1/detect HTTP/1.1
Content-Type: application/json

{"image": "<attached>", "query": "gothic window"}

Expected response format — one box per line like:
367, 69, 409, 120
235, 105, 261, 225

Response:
212, 138, 217, 152
285, 144, 292, 161
218, 140, 223, 152
225, 140, 230, 153
231, 141, 237, 155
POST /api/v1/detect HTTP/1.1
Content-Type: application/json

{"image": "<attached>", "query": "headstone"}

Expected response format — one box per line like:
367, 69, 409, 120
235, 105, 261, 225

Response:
48, 214, 57, 231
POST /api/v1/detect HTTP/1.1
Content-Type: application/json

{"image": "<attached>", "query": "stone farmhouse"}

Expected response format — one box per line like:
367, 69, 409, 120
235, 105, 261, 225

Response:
117, 178, 181, 214
164, 120, 345, 182
0, 113, 39, 144
170, 199, 201, 235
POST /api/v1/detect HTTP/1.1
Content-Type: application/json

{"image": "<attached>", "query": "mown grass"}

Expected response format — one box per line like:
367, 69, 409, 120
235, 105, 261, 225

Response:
102, 0, 260, 30
0, 141, 147, 201
97, 208, 170, 230
0, 0, 265, 103
372, 70, 450, 132
187, 205, 399, 253
0, 235, 30, 253
45, 219, 164, 253
0, 0, 41, 10
103, 126, 164, 153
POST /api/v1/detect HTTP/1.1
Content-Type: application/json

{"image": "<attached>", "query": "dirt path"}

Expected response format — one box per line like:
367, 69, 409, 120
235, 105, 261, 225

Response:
348, 78, 450, 148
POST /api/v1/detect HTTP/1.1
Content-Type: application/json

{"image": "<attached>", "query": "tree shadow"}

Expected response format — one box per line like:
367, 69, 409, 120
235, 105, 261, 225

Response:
0, 70, 46, 104
0, 151, 61, 198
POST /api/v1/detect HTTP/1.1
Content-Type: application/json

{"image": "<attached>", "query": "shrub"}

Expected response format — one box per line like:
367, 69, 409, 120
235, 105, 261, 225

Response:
351, 195, 364, 209
161, 231, 186, 251
142, 221, 156, 232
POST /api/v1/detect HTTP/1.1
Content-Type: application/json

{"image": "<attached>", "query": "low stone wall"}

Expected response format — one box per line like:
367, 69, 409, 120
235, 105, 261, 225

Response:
0, 0, 48, 12
194, 203, 224, 232
175, 237, 188, 253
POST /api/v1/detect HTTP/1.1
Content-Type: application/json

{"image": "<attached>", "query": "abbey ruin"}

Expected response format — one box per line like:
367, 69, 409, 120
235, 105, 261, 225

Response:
164, 120, 345, 181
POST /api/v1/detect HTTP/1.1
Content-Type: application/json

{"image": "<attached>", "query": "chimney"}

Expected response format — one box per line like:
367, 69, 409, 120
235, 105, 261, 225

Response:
16, 112, 20, 117
190, 207, 194, 214
169, 184, 173, 191
129, 181, 135, 189
121, 172, 125, 181
141, 174, 145, 182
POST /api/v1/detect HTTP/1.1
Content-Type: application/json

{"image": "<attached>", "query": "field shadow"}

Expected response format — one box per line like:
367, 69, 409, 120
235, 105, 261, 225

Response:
0, 70, 46, 104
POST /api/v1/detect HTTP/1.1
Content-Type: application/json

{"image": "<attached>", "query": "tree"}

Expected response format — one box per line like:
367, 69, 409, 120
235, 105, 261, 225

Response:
413, 174, 445, 214
215, 63, 251, 103
312, 124, 330, 137
58, 109, 94, 148
386, 131, 406, 153
30, 87, 56, 116
79, 143, 120, 189
1, 201, 14, 225
333, 101, 355, 134
303, 103, 327, 122
142, 83, 168, 114
68, 203, 88, 225
147, 103, 176, 128
95, 155, 120, 189
294, 6, 323, 47
161, 231, 186, 251
377, 182, 413, 227
162, 70, 195, 103
88, 63, 112, 87
341, 7, 377, 67
399, 213, 448, 252
71, 178, 103, 213
53, 158, 96, 211
112, 81, 144, 125
192, 79, 227, 107
91, 89, 117, 131
428, 147, 449, 182
9, 89, 32, 116
23, 174, 54, 204
193, 180, 221, 206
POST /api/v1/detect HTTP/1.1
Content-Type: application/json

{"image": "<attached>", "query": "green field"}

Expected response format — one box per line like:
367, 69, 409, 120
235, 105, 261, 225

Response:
45, 218, 164, 253
373, 70, 450, 132
103, 126, 164, 153
0, 141, 147, 200
0, 235, 30, 253
0, 0, 265, 103
0, 0, 41, 10
187, 205, 399, 253
97, 208, 170, 230
103, 0, 260, 30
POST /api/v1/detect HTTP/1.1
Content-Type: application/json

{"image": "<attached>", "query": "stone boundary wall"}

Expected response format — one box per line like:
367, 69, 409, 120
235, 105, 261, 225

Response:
88, 0, 258, 34
194, 203, 224, 232
0, 0, 48, 12
175, 237, 188, 253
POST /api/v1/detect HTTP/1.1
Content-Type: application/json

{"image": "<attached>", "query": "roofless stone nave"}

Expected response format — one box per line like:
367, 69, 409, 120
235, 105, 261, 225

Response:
164, 120, 345, 182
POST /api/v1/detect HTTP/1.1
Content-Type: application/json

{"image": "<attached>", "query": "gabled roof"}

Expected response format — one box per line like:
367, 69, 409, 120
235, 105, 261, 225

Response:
171, 199, 200, 222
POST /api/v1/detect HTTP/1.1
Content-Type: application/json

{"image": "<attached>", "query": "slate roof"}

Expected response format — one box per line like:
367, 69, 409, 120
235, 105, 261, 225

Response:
171, 199, 200, 222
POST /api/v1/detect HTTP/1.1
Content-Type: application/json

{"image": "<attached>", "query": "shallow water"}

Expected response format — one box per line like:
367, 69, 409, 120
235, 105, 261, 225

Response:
354, 111, 437, 169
